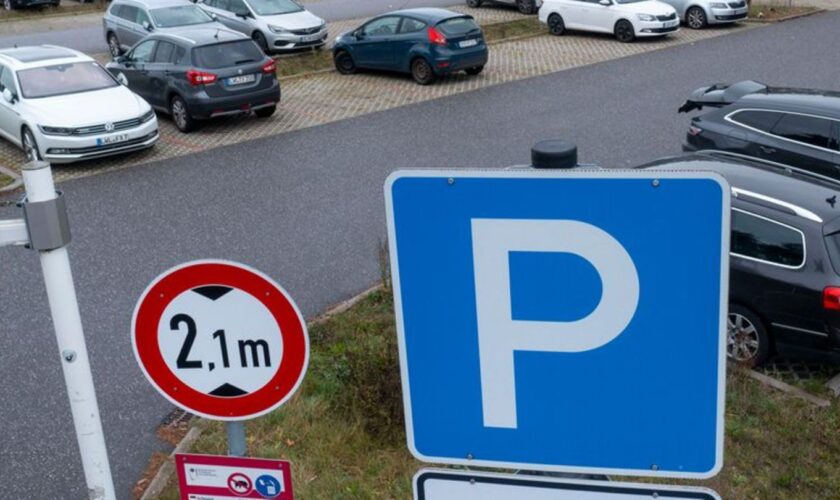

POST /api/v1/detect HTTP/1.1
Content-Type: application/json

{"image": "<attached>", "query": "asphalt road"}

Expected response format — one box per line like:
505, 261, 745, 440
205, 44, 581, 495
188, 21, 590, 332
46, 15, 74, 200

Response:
0, 0, 464, 54
2, 10, 840, 499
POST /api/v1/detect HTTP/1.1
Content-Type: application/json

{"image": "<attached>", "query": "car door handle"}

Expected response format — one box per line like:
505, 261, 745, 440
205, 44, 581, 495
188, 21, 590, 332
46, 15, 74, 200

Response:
759, 146, 776, 154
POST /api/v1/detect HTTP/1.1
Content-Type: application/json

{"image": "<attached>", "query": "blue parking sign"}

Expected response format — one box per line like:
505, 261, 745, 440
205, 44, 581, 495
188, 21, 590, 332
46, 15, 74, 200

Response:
385, 170, 730, 478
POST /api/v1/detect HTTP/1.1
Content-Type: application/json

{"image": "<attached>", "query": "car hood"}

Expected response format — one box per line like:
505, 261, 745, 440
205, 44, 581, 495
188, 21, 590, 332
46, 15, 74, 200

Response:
25, 85, 150, 127
616, 0, 676, 15
260, 10, 323, 29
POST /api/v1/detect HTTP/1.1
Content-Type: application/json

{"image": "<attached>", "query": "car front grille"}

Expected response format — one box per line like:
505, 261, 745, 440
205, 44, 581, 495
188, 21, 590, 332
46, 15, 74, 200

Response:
728, 1, 746, 7
72, 117, 143, 136
657, 13, 677, 21
289, 26, 322, 35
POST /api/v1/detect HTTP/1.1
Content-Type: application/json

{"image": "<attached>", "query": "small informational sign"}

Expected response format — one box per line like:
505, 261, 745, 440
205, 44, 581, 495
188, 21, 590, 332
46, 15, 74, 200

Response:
132, 260, 309, 420
414, 469, 721, 500
176, 453, 294, 499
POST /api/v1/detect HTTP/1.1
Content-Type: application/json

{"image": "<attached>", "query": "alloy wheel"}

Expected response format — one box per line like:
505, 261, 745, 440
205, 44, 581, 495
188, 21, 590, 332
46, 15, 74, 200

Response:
253, 32, 269, 54
467, 0, 481, 7
4, 0, 12, 11
615, 21, 634, 42
548, 14, 564, 35
22, 129, 40, 162
336, 52, 356, 74
727, 312, 760, 362
172, 99, 188, 131
516, 0, 533, 14
687, 7, 706, 29
108, 34, 121, 57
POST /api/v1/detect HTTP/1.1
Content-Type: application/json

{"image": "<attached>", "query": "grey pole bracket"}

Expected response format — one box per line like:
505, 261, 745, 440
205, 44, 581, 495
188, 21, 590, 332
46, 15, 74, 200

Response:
21, 190, 71, 251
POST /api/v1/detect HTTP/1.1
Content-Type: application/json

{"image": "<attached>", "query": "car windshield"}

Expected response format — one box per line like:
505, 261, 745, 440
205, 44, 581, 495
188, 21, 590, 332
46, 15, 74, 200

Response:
151, 6, 214, 28
17, 62, 118, 99
437, 17, 480, 36
192, 40, 263, 69
246, 0, 302, 16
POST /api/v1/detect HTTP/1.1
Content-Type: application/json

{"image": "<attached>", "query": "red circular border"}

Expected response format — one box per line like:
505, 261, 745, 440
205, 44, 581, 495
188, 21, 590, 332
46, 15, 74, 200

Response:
133, 262, 307, 419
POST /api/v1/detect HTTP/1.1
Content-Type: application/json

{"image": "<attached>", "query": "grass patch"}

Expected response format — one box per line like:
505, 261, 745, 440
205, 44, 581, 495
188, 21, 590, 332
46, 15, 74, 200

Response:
748, 4, 819, 21
275, 18, 545, 80
158, 289, 840, 498
0, 1, 107, 22
0, 173, 12, 190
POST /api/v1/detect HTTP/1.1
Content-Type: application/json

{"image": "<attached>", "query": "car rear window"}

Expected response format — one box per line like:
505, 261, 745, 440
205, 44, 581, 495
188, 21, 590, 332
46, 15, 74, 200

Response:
192, 41, 263, 69
731, 209, 804, 268
17, 62, 118, 99
151, 5, 214, 28
436, 17, 480, 36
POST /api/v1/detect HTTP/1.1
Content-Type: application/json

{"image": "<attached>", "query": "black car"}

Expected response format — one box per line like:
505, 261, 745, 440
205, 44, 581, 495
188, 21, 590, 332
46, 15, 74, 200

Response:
106, 28, 280, 133
641, 150, 840, 366
3, 0, 58, 10
679, 80, 840, 181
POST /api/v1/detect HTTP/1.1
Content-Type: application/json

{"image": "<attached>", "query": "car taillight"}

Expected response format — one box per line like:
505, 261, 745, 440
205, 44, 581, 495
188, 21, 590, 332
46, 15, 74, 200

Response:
823, 287, 840, 310
428, 26, 447, 46
688, 125, 703, 136
262, 59, 277, 74
186, 70, 217, 86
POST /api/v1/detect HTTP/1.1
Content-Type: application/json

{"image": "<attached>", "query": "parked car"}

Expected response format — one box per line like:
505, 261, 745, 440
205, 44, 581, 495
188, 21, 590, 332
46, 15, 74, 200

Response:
538, 0, 679, 43
640, 150, 840, 366
333, 9, 488, 86
4, 0, 58, 10
465, 0, 539, 15
103, 0, 227, 57
0, 45, 158, 164
198, 0, 327, 53
658, 0, 747, 28
680, 80, 840, 180
106, 28, 279, 132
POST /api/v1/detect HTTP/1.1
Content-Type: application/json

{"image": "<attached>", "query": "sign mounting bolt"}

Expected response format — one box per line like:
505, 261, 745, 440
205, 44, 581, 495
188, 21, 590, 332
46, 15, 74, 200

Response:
448, 178, 455, 185
466, 453, 474, 460
651, 464, 659, 471
652, 179, 660, 188
62, 350, 76, 363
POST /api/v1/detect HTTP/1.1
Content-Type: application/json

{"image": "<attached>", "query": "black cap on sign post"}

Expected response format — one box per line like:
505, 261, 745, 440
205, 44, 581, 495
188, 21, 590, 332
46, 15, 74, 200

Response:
530, 140, 578, 169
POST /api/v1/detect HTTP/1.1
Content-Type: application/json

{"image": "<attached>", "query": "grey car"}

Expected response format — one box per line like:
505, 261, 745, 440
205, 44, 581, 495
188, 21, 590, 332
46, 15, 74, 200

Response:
103, 0, 227, 57
657, 0, 747, 28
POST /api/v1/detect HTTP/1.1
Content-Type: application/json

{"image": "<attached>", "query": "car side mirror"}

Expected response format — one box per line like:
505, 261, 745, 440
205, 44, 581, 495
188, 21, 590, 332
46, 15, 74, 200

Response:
599, 0, 611, 5
2, 88, 16, 104
354, 30, 364, 39
114, 54, 127, 64
235, 10, 251, 18
143, 21, 154, 31
210, 12, 217, 19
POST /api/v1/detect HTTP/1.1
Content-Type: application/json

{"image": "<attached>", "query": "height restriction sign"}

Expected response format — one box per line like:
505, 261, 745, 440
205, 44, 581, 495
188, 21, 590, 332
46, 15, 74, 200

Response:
132, 260, 309, 420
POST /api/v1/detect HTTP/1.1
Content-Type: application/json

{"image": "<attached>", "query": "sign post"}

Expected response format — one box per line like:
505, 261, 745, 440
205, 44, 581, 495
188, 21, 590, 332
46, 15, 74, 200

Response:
0, 160, 116, 500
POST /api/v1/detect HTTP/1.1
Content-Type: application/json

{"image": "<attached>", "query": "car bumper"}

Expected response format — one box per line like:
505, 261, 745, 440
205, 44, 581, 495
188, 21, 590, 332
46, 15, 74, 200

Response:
187, 83, 281, 119
267, 28, 329, 51
636, 19, 680, 36
432, 46, 489, 74
709, 7, 748, 23
38, 119, 159, 164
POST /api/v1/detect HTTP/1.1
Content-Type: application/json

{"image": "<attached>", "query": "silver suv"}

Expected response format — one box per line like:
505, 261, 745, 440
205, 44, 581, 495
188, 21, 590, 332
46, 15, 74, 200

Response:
103, 0, 226, 57
198, 0, 327, 53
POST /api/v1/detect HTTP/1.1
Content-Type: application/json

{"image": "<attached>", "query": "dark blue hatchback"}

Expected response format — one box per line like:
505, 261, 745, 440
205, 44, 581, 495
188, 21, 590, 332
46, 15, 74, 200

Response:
333, 8, 488, 85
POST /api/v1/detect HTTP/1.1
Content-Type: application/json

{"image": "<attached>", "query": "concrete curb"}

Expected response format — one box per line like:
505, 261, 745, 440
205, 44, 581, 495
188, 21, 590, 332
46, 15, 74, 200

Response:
0, 6, 104, 24
0, 165, 22, 193
747, 369, 831, 407
136, 282, 385, 498
747, 6, 825, 23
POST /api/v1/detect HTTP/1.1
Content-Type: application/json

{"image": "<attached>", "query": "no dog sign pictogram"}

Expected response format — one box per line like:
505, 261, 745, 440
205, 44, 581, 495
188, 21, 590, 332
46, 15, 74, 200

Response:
132, 260, 309, 420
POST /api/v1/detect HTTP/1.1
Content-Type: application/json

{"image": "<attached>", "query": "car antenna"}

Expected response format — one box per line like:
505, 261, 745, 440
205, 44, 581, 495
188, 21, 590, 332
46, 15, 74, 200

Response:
827, 195, 836, 208
214, 29, 220, 39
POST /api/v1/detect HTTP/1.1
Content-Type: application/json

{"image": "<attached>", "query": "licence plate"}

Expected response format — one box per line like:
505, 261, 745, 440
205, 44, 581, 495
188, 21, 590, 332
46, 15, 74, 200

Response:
225, 74, 256, 86
301, 33, 322, 42
664, 20, 678, 27
96, 134, 128, 146
459, 39, 479, 48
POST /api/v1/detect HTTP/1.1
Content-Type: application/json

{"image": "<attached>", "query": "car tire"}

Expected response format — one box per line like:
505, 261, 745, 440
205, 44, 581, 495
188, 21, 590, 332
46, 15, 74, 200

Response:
170, 95, 196, 133
410, 57, 436, 85
465, 65, 484, 76
107, 32, 123, 58
614, 19, 635, 43
252, 31, 270, 54
4, 0, 13, 11
334, 50, 357, 74
686, 6, 707, 29
466, 0, 482, 7
728, 304, 771, 367
547, 13, 565, 35
254, 105, 276, 118
516, 0, 535, 14
21, 127, 41, 162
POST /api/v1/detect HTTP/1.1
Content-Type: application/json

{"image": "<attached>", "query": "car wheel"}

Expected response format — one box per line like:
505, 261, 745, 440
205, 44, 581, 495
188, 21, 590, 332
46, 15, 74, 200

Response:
254, 105, 276, 118
334, 50, 357, 75
614, 19, 635, 43
252, 31, 270, 54
410, 57, 436, 85
465, 65, 484, 76
547, 13, 565, 36
727, 305, 771, 367
4, 0, 13, 11
107, 33, 123, 58
516, 0, 535, 14
21, 127, 41, 162
170, 95, 196, 133
686, 6, 707, 29
466, 0, 482, 7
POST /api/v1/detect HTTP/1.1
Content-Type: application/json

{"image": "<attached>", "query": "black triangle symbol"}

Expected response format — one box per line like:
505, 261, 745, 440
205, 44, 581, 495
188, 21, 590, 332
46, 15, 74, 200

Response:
192, 286, 233, 301
209, 383, 248, 397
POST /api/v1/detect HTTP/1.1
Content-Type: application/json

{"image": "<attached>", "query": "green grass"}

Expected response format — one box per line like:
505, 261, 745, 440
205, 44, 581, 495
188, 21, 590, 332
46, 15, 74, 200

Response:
158, 289, 840, 499
275, 18, 545, 80
0, 1, 107, 22
748, 4, 819, 21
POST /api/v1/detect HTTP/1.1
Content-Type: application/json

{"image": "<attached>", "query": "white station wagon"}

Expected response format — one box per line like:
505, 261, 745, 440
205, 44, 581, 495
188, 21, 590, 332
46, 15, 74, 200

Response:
0, 45, 158, 164
538, 0, 679, 43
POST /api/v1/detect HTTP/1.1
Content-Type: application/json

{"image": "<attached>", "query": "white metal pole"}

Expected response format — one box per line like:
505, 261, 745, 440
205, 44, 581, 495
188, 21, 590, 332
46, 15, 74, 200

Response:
22, 160, 116, 500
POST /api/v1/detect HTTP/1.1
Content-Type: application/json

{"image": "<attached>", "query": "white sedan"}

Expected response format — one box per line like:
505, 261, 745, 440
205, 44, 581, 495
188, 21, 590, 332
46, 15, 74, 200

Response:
538, 0, 679, 43
0, 45, 158, 164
